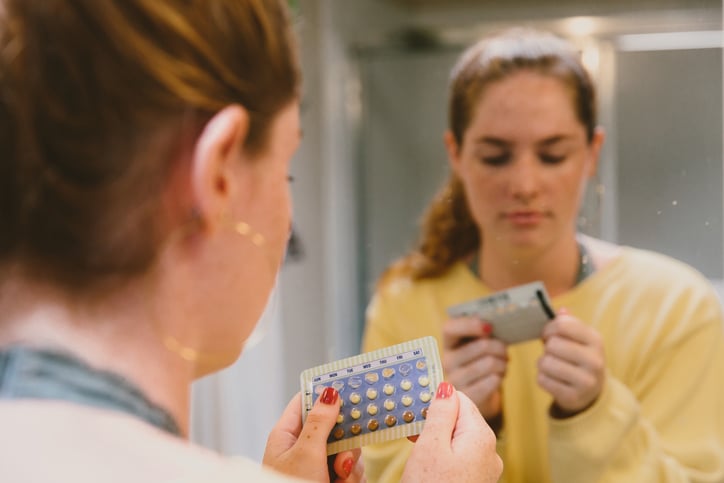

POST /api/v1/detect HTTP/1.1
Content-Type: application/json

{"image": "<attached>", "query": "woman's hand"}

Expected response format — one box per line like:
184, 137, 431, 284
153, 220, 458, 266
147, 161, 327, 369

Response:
263, 389, 364, 482
538, 308, 606, 417
442, 316, 508, 419
403, 382, 503, 483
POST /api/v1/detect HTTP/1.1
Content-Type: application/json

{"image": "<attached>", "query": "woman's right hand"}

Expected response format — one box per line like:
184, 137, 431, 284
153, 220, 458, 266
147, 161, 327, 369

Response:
442, 316, 508, 419
263, 389, 363, 482
403, 382, 503, 482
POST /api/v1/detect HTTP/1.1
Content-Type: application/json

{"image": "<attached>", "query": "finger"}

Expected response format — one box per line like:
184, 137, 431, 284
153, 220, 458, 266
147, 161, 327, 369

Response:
442, 317, 488, 349
447, 354, 506, 388
331, 448, 360, 480
265, 392, 303, 457
537, 371, 576, 400
333, 456, 365, 483
538, 353, 596, 388
455, 392, 504, 479
450, 390, 493, 450
296, 387, 341, 449
542, 315, 599, 347
415, 381, 459, 451
544, 335, 603, 371
445, 337, 508, 369
457, 373, 503, 405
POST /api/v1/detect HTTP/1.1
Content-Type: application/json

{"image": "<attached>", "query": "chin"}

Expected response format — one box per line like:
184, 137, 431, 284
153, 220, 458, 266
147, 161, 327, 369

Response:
192, 344, 244, 378
503, 230, 544, 247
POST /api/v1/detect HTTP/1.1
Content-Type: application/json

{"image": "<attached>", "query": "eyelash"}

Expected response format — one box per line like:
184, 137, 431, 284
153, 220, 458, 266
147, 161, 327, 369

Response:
540, 154, 566, 165
481, 155, 510, 167
480, 154, 566, 166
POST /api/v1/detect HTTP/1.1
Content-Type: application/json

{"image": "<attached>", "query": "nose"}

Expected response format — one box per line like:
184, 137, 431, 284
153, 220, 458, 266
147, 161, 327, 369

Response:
508, 153, 540, 203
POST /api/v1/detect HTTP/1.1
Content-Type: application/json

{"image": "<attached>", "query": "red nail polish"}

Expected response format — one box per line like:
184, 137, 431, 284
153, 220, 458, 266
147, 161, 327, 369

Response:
482, 323, 493, 335
342, 457, 354, 477
320, 387, 338, 405
436, 381, 454, 399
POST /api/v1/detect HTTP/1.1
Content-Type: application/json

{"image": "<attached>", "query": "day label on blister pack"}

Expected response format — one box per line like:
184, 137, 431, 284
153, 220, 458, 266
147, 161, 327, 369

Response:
446, 281, 555, 345
300, 336, 443, 455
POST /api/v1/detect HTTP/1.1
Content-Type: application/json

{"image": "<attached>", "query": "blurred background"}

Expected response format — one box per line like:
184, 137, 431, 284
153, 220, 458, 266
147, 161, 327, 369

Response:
191, 0, 723, 461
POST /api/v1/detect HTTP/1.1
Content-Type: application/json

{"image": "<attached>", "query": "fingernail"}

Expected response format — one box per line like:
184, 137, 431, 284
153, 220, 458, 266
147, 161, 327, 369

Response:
342, 458, 354, 477
558, 307, 569, 315
482, 323, 493, 335
436, 381, 454, 399
320, 387, 338, 405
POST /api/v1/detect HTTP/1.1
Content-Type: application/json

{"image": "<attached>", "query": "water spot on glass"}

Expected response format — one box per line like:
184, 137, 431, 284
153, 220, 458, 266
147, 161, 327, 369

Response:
657, 210, 662, 215
672, 200, 678, 206
705, 221, 711, 227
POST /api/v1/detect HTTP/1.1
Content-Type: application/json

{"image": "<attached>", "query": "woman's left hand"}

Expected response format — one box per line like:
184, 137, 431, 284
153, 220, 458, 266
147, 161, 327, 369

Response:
537, 308, 605, 417
263, 390, 364, 482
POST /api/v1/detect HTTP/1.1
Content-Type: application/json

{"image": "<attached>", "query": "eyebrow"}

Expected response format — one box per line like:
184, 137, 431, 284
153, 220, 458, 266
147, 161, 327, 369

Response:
472, 134, 576, 147
473, 136, 510, 147
537, 135, 575, 146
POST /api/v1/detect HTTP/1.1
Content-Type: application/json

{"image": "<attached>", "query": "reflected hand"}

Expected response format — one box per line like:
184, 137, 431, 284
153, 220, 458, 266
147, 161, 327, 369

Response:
537, 309, 605, 417
403, 382, 502, 483
442, 316, 508, 419
263, 390, 364, 482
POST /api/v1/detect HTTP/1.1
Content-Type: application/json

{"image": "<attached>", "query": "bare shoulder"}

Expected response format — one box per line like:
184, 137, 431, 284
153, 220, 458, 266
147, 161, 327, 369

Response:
579, 234, 623, 270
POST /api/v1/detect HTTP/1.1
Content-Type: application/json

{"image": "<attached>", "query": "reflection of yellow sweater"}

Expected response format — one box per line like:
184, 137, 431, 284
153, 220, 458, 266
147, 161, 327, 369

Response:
362, 248, 724, 483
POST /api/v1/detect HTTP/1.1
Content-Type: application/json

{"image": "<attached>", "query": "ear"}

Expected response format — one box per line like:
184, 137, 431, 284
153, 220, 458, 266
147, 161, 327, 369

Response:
444, 130, 463, 176
190, 105, 249, 231
586, 126, 606, 179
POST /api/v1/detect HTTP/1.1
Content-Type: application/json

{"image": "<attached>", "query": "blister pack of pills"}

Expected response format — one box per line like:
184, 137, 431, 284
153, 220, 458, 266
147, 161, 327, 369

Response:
446, 281, 555, 345
300, 336, 443, 455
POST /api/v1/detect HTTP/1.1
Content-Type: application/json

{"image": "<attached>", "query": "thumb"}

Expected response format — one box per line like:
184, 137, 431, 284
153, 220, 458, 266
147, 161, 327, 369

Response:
415, 381, 459, 451
296, 387, 341, 450
450, 390, 493, 452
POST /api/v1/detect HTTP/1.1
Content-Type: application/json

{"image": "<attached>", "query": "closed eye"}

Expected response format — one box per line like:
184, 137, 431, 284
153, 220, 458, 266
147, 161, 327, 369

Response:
539, 154, 566, 165
481, 154, 511, 166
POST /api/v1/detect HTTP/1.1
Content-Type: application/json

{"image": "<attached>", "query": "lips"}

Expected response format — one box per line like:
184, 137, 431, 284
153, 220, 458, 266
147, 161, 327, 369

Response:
504, 211, 547, 226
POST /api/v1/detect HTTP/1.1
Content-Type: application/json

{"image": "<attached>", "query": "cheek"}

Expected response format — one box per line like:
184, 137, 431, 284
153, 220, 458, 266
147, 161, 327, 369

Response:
560, 164, 589, 196
461, 176, 498, 221
548, 167, 588, 216
267, 182, 292, 256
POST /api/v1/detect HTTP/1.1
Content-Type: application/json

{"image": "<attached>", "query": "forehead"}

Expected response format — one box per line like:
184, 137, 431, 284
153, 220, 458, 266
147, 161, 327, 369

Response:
466, 71, 583, 141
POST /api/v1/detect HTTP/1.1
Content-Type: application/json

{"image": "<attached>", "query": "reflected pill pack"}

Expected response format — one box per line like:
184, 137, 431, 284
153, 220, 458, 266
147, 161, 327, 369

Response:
446, 281, 555, 345
300, 336, 443, 455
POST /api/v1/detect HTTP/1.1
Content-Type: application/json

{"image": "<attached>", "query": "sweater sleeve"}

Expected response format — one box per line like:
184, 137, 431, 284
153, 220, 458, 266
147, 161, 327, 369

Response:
547, 287, 724, 483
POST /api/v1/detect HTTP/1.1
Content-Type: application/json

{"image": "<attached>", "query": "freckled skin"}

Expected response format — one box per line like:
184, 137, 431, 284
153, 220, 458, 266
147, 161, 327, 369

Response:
401, 390, 502, 482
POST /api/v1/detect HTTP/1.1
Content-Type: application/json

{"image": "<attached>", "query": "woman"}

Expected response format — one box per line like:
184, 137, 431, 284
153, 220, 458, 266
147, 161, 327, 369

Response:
362, 28, 724, 482
0, 1, 502, 482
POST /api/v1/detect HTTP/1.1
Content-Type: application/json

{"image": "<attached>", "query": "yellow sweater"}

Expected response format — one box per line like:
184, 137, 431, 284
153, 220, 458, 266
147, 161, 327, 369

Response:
361, 247, 724, 483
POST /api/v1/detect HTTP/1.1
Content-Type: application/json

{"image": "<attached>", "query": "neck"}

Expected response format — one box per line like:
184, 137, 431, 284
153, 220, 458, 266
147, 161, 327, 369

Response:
0, 277, 194, 436
478, 235, 580, 297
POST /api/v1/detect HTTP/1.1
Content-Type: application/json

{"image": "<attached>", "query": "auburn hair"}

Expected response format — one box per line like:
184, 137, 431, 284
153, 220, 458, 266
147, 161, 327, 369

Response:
0, 0, 300, 295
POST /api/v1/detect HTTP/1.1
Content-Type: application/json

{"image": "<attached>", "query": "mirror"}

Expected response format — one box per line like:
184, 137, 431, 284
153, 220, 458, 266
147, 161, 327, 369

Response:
347, 1, 724, 308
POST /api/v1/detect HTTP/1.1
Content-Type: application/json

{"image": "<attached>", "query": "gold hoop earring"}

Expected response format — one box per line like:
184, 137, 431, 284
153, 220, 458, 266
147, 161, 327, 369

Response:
149, 213, 273, 367
234, 221, 265, 247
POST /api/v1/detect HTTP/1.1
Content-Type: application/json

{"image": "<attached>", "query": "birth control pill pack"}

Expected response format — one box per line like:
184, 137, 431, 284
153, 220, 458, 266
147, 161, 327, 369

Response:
446, 281, 555, 345
300, 336, 443, 455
